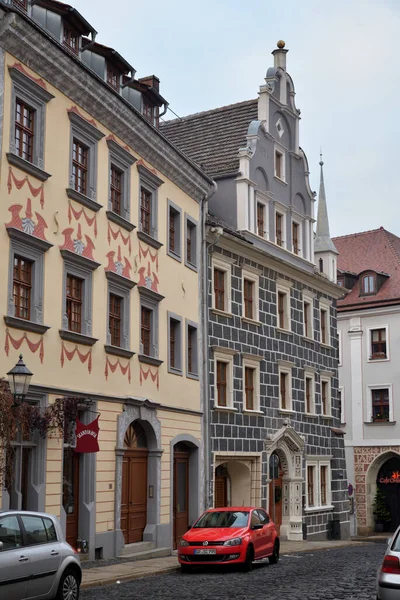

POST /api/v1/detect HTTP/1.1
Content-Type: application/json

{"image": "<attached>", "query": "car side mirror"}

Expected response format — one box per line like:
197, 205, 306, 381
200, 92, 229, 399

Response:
387, 538, 392, 546
251, 523, 263, 530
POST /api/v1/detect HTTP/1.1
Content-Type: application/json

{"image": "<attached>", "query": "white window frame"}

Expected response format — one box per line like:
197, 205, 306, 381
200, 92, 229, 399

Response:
319, 298, 332, 346
338, 330, 343, 366
255, 192, 269, 239
274, 145, 286, 183
304, 368, 316, 415
320, 373, 332, 417
213, 348, 236, 410
276, 278, 292, 332
302, 291, 315, 340
338, 386, 345, 424
278, 360, 293, 412
366, 383, 393, 423
211, 255, 234, 315
242, 267, 261, 323
274, 205, 287, 248
305, 458, 332, 511
242, 354, 262, 413
367, 324, 390, 363
291, 217, 302, 257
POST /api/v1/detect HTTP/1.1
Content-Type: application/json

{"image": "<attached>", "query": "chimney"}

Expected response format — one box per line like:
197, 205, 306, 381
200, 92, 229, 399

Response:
272, 40, 288, 70
138, 75, 160, 92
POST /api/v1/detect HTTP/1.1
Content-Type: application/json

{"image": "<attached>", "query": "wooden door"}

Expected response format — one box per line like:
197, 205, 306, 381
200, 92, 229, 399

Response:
269, 476, 283, 535
121, 422, 148, 544
215, 475, 227, 507
63, 447, 80, 548
173, 444, 189, 549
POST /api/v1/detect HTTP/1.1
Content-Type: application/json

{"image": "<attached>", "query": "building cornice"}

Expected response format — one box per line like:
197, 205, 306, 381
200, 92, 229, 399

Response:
0, 11, 214, 202
337, 302, 400, 320
217, 234, 344, 299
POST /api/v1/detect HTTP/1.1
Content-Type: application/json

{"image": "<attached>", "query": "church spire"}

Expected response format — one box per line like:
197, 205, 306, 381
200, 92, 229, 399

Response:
314, 154, 338, 255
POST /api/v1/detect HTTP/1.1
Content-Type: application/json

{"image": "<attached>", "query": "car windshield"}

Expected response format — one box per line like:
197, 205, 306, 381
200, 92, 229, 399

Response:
194, 511, 249, 528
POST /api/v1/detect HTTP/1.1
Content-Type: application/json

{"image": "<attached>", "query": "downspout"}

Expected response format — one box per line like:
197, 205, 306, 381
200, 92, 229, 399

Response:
200, 181, 217, 512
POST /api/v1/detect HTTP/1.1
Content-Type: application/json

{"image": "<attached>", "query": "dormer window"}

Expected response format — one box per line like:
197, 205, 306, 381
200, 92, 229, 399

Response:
143, 100, 154, 125
63, 27, 79, 55
107, 65, 120, 92
361, 274, 376, 295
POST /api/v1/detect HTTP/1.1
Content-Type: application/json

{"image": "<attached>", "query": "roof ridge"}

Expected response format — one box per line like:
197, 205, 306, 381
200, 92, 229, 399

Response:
333, 227, 385, 240
161, 98, 257, 125
382, 229, 400, 268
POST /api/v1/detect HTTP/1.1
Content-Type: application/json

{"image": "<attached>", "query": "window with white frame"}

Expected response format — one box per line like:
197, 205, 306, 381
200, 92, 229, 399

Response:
306, 459, 332, 509
212, 256, 232, 314
304, 370, 315, 414
275, 211, 284, 247
242, 355, 261, 412
278, 361, 293, 411
274, 147, 285, 182
368, 326, 389, 361
320, 375, 332, 416
256, 201, 266, 238
302, 292, 314, 339
368, 385, 393, 423
338, 387, 345, 424
276, 279, 292, 331
213, 348, 235, 409
319, 299, 331, 346
292, 220, 301, 256
242, 267, 260, 322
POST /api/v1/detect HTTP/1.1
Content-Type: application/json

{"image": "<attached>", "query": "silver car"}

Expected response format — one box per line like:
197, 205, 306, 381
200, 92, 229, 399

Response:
0, 510, 81, 600
377, 527, 400, 600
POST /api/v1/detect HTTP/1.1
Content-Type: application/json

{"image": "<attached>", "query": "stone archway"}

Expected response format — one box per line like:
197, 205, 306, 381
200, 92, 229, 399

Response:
115, 402, 162, 556
363, 449, 400, 533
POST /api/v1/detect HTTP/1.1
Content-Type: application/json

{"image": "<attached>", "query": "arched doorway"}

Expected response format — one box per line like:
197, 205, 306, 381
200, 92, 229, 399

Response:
268, 452, 284, 535
376, 456, 400, 532
173, 442, 189, 549
121, 421, 148, 544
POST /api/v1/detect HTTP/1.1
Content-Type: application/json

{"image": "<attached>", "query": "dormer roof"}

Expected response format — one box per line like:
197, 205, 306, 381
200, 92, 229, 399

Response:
31, 0, 96, 37
81, 38, 134, 75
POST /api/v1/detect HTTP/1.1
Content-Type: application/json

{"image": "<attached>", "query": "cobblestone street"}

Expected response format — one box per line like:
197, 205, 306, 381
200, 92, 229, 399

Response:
81, 543, 385, 600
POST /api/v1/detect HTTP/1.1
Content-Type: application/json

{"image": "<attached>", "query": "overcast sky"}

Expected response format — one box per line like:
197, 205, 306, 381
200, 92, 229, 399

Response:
73, 0, 399, 238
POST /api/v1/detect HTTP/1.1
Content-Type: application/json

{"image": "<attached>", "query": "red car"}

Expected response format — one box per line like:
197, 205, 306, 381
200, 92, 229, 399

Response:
178, 506, 280, 572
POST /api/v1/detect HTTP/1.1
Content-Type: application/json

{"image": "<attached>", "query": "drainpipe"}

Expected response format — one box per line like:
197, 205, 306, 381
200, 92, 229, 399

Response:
200, 181, 217, 512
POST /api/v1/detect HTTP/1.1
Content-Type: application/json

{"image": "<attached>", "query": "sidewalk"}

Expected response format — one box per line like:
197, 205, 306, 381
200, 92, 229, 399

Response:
81, 539, 374, 589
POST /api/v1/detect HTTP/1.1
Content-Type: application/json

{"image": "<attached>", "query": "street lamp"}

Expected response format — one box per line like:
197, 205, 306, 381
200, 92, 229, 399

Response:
7, 354, 33, 405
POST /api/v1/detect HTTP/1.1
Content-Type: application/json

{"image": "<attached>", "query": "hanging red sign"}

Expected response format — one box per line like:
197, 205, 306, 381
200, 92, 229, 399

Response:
75, 417, 100, 453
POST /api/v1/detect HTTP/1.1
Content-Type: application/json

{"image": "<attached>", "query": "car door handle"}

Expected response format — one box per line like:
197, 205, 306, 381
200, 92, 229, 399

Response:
50, 550, 59, 556
19, 556, 29, 563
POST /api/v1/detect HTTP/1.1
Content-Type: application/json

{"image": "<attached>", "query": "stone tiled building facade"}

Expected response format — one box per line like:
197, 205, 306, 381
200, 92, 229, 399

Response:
163, 42, 350, 540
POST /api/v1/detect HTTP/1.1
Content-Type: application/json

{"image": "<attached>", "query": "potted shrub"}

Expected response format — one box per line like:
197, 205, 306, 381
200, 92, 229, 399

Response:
373, 488, 391, 532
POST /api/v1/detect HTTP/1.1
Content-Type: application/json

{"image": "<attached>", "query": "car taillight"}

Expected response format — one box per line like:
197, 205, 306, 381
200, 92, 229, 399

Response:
382, 555, 400, 574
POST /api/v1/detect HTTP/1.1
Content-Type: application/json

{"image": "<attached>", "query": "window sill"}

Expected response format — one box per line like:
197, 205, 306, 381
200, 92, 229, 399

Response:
138, 354, 163, 367
167, 249, 182, 263
302, 335, 315, 344
368, 357, 389, 363
186, 371, 199, 381
274, 175, 287, 186
104, 345, 135, 359
106, 210, 135, 232
278, 409, 295, 415
364, 420, 396, 426
7, 153, 51, 182
4, 316, 50, 335
243, 409, 264, 416
214, 405, 238, 412
321, 415, 333, 421
304, 505, 334, 514
66, 188, 103, 212
305, 412, 318, 418
59, 330, 98, 346
211, 308, 234, 319
241, 316, 262, 327
276, 327, 292, 335
168, 367, 183, 377
137, 230, 163, 250
185, 260, 198, 273
320, 343, 334, 350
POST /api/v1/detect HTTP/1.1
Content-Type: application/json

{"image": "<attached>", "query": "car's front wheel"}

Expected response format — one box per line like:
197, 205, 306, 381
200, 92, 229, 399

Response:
56, 568, 80, 600
269, 540, 280, 565
242, 544, 254, 572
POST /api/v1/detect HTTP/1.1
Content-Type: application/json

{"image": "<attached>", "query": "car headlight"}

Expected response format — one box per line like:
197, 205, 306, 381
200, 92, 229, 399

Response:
223, 537, 242, 546
180, 539, 189, 547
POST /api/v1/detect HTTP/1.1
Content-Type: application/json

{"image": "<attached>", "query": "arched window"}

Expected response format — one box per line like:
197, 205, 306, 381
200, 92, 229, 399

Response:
361, 274, 375, 295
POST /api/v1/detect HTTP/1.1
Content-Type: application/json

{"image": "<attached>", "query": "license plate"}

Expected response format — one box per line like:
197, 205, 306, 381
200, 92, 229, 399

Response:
194, 549, 216, 555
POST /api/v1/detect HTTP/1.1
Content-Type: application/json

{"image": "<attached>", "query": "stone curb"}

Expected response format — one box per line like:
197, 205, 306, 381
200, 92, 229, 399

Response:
81, 540, 372, 590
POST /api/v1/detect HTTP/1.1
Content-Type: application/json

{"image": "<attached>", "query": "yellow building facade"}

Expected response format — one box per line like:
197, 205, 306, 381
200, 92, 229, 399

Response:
0, 1, 214, 559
